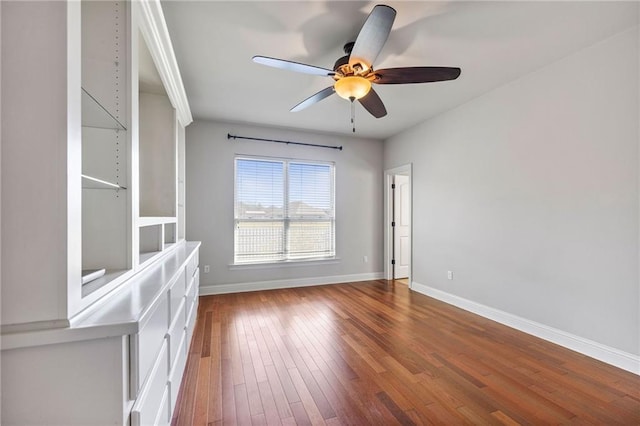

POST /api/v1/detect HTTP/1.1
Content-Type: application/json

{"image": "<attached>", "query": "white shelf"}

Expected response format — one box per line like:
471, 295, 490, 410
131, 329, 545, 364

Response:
81, 269, 129, 298
138, 216, 177, 227
82, 88, 126, 130
82, 174, 127, 190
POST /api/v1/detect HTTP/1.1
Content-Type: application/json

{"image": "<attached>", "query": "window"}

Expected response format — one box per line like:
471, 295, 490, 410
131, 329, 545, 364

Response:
234, 156, 335, 264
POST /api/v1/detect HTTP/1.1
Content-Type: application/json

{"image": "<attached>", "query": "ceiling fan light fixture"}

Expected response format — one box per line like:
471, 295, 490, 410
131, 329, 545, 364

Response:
334, 76, 371, 100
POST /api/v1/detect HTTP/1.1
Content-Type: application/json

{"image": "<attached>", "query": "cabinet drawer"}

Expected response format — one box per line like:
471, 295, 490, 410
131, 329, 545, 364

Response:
169, 329, 188, 414
186, 251, 198, 280
155, 387, 171, 426
168, 300, 186, 369
133, 294, 169, 394
169, 268, 186, 322
131, 340, 169, 426
186, 299, 197, 347
185, 268, 199, 312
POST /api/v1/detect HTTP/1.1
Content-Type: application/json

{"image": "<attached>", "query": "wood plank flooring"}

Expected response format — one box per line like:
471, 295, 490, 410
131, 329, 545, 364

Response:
172, 280, 640, 425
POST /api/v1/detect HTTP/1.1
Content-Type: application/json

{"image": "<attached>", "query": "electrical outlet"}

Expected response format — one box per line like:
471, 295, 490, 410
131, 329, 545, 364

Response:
204, 265, 210, 274
363, 255, 368, 263
447, 270, 453, 280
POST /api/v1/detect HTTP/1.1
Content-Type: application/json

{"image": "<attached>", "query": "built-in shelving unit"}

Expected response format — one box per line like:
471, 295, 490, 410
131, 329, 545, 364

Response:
136, 29, 181, 267
2, 0, 191, 327
2, 1, 195, 424
81, 0, 131, 295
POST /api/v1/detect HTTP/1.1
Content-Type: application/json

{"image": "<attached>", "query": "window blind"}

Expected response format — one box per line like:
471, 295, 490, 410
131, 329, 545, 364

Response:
235, 157, 335, 264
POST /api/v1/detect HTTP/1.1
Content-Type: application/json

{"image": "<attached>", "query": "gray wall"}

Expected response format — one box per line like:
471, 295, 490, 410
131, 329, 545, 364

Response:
186, 120, 384, 289
384, 27, 639, 355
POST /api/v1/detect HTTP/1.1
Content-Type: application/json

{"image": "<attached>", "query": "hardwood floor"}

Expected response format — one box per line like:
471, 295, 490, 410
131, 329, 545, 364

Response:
172, 280, 640, 425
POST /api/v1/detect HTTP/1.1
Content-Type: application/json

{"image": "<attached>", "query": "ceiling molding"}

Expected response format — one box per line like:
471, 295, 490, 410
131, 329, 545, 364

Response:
134, 0, 193, 127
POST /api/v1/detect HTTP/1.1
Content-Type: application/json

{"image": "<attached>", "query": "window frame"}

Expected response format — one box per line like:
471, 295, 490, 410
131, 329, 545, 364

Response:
233, 155, 336, 265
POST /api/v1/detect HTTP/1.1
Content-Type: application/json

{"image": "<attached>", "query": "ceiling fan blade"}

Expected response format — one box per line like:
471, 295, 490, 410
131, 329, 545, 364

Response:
253, 56, 335, 77
349, 5, 396, 69
290, 86, 336, 112
373, 67, 461, 84
358, 88, 387, 118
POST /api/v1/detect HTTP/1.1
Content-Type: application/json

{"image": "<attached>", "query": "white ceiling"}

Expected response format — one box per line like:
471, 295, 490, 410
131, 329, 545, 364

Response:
161, 1, 638, 139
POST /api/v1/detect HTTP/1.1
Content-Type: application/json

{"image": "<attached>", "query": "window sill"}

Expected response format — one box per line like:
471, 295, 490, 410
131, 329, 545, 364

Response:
229, 257, 341, 270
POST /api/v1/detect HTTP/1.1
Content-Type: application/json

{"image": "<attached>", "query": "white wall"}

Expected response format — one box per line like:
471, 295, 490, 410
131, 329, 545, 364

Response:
384, 27, 639, 356
186, 120, 384, 292
1, 1, 72, 326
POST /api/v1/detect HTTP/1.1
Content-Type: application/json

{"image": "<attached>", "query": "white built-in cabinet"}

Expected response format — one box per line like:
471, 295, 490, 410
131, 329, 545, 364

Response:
1, 1, 198, 424
2, 244, 200, 425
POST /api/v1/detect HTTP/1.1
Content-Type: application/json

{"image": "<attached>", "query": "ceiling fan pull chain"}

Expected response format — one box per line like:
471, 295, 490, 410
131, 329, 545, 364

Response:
350, 96, 356, 133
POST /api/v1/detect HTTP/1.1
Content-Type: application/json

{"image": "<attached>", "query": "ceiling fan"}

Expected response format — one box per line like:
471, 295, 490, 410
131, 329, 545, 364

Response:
252, 4, 461, 131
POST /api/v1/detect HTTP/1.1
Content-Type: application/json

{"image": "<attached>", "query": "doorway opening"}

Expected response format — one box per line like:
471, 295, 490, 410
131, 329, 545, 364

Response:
384, 164, 412, 286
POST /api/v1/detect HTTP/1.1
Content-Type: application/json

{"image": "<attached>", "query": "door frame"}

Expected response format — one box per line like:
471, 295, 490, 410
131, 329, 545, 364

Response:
383, 164, 413, 286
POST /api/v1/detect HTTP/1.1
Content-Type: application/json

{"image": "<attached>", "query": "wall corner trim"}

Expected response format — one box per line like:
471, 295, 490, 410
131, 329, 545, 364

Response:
411, 282, 640, 376
199, 272, 384, 296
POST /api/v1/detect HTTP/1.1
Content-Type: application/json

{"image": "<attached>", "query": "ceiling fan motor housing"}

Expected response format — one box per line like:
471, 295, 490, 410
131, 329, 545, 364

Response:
333, 42, 355, 72
333, 55, 350, 72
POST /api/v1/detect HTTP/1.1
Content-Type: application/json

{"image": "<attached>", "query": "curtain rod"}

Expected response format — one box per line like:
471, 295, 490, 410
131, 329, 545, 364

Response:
227, 133, 343, 151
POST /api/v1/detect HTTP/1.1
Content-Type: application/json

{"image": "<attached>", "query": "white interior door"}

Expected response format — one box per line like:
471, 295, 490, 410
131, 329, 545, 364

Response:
393, 175, 410, 279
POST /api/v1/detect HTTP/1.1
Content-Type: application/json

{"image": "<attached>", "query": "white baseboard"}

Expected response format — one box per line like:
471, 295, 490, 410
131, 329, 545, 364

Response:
411, 281, 640, 375
199, 272, 384, 296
